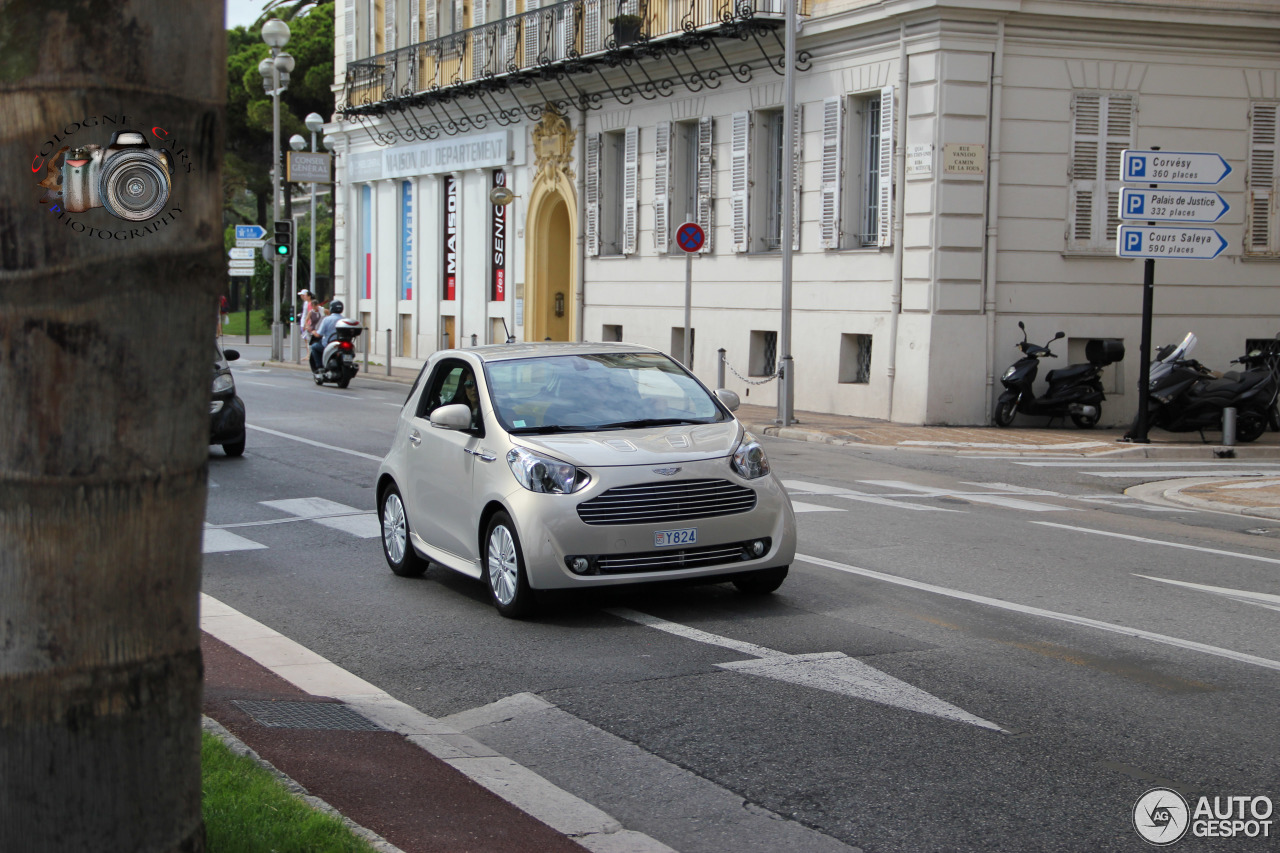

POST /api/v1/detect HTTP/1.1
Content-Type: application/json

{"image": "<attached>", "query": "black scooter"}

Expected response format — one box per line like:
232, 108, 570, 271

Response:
994, 322, 1124, 428
1135, 333, 1276, 443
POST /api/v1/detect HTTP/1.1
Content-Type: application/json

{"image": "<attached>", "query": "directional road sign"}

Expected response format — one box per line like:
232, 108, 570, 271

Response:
236, 239, 266, 249
228, 247, 256, 260
228, 268, 253, 277
228, 259, 256, 269
235, 224, 267, 241
676, 222, 705, 253
1116, 225, 1228, 260
1119, 188, 1229, 223
1121, 150, 1232, 186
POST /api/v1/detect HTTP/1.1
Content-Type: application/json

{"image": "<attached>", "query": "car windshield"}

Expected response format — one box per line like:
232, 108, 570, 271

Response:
485, 352, 727, 434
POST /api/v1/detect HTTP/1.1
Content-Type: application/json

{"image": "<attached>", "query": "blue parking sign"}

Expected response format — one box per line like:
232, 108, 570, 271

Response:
1125, 193, 1145, 216
1126, 155, 1146, 179
1124, 230, 1143, 253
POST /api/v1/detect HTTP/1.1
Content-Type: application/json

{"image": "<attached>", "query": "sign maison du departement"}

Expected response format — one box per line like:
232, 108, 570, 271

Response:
347, 130, 522, 182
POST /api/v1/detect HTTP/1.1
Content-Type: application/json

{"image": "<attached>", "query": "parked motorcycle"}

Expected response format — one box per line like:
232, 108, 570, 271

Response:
1232, 337, 1280, 432
1132, 332, 1275, 443
313, 317, 363, 388
994, 322, 1124, 428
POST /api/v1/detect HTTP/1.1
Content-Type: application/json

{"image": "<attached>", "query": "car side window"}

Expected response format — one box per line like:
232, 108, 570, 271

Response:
416, 361, 468, 419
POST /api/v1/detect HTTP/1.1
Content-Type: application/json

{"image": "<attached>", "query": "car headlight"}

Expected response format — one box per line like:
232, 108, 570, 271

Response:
506, 447, 590, 494
1001, 366, 1016, 381
731, 432, 771, 479
212, 373, 235, 395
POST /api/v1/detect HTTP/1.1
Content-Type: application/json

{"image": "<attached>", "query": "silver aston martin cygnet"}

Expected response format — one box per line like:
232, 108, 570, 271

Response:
376, 342, 797, 617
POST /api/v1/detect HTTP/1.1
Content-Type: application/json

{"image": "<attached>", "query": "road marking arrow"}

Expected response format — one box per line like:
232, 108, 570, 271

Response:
607, 607, 1006, 732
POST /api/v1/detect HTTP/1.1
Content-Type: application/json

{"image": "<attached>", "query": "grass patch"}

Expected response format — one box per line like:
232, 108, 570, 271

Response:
202, 730, 377, 853
220, 309, 274, 338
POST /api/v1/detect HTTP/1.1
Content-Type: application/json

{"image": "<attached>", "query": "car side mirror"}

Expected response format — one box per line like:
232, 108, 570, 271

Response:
714, 388, 741, 412
429, 403, 472, 430
223, 349, 240, 361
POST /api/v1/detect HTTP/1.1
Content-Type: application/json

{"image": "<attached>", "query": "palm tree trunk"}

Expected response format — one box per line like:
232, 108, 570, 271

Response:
0, 3, 224, 850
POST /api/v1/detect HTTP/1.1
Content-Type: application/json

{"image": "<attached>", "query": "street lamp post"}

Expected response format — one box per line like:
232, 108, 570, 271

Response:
323, 134, 338, 307
306, 114, 325, 308
288, 133, 306, 362
260, 18, 291, 361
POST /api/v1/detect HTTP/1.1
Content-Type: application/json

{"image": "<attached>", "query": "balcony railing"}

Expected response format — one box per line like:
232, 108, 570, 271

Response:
339, 0, 806, 142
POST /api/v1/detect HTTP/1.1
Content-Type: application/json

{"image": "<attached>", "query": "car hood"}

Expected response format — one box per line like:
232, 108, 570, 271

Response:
512, 420, 742, 467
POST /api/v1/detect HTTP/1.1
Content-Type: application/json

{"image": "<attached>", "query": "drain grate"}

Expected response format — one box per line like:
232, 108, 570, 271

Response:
232, 700, 383, 731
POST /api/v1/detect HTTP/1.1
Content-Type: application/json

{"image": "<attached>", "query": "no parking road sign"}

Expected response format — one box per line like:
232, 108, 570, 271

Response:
676, 222, 705, 253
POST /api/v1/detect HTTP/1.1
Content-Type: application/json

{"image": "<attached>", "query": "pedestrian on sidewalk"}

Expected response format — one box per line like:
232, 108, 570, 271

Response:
300, 290, 322, 366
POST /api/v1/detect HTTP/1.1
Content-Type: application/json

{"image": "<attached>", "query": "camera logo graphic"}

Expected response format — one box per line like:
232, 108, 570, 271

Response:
1134, 788, 1190, 846
51, 130, 174, 222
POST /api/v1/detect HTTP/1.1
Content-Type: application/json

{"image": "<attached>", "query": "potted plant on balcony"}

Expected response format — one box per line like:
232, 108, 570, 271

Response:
610, 13, 643, 45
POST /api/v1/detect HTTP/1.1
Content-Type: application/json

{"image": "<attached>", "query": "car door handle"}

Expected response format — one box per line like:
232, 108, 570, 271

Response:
465, 448, 497, 462
408, 429, 421, 447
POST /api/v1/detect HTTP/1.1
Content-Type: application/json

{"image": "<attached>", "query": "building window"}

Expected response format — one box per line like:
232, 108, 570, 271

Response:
602, 324, 623, 342
1068, 92, 1135, 251
839, 334, 872, 384
820, 88, 894, 250
750, 330, 777, 377
671, 327, 694, 367
1246, 102, 1278, 256
732, 109, 801, 253
586, 127, 638, 257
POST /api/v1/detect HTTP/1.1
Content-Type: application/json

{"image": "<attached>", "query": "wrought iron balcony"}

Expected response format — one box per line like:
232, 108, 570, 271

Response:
338, 0, 810, 144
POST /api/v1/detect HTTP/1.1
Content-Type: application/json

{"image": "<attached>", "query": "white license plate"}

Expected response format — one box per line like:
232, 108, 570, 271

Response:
342, 354, 354, 362
654, 527, 697, 547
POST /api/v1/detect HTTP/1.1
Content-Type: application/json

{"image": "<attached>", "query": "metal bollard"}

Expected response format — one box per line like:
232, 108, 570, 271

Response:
386, 329, 392, 376
717, 348, 726, 389
363, 329, 369, 375
1223, 407, 1237, 446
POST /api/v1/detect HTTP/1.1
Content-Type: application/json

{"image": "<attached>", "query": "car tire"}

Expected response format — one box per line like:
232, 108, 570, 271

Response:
484, 512, 536, 618
993, 398, 1017, 427
380, 484, 428, 578
221, 437, 245, 457
733, 565, 788, 595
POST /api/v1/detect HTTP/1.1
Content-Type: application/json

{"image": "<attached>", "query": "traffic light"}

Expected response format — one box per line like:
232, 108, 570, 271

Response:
273, 220, 293, 259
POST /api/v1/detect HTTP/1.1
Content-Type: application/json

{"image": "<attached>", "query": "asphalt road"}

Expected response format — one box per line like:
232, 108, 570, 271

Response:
203, 361, 1280, 853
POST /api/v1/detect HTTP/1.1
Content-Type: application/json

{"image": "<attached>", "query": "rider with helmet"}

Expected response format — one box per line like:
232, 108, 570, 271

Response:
311, 300, 344, 374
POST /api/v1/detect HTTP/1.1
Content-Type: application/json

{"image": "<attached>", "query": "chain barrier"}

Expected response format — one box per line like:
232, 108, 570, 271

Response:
723, 358, 781, 386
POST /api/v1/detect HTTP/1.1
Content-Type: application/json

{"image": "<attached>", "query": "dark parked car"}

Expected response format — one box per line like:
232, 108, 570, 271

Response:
211, 344, 246, 456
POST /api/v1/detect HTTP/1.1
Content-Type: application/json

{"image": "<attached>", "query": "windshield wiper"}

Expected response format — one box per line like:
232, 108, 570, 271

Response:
506, 424, 601, 435
592, 418, 702, 430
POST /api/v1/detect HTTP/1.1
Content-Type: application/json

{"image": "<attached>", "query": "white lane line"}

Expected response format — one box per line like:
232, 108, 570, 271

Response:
606, 608, 1004, 731
260, 497, 381, 538
202, 527, 268, 554
856, 480, 1072, 512
1016, 460, 1280, 468
201, 594, 672, 853
797, 552, 1280, 673
1085, 469, 1280, 479
898, 440, 1108, 450
1030, 521, 1280, 567
791, 501, 846, 514
1135, 575, 1280, 613
246, 424, 385, 461
782, 479, 960, 513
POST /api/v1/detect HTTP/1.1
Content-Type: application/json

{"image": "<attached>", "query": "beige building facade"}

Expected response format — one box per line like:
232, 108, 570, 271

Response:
327, 0, 1280, 425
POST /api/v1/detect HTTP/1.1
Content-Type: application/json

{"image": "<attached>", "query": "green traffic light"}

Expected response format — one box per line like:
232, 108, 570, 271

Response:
276, 244, 289, 256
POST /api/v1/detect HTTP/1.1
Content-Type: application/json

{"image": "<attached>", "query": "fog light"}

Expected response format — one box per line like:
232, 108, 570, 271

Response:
570, 557, 591, 575
750, 540, 766, 557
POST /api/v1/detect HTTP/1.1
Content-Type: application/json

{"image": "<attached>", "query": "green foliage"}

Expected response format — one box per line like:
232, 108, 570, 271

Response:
201, 731, 376, 853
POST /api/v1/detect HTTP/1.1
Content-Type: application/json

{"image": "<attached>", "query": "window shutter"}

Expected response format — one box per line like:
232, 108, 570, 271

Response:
524, 0, 540, 66
1104, 95, 1134, 243
792, 103, 803, 252
472, 0, 487, 77
370, 0, 379, 54
1247, 102, 1277, 255
731, 111, 750, 253
424, 0, 436, 40
583, 0, 602, 53
1068, 93, 1100, 247
385, 0, 397, 50
345, 0, 357, 64
623, 126, 639, 255
820, 97, 843, 250
585, 133, 600, 257
408, 0, 420, 88
654, 122, 672, 253
877, 85, 894, 248
454, 0, 465, 36
501, 0, 517, 67
697, 116, 714, 253
557, 3, 571, 61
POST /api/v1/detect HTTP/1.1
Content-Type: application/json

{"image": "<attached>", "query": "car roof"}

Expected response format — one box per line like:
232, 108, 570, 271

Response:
452, 341, 665, 364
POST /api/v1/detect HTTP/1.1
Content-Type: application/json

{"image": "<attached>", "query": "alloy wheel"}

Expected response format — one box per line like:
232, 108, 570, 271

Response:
382, 492, 407, 564
488, 525, 519, 606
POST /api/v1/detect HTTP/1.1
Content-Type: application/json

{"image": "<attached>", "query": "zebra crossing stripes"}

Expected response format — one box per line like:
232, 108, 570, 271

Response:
784, 478, 1180, 515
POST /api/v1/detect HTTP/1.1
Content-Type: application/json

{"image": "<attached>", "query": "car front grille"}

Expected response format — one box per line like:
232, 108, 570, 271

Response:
576, 479, 757, 526
590, 538, 770, 575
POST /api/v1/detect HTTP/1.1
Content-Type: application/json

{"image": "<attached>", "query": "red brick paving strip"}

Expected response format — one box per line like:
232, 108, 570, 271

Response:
203, 633, 590, 853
